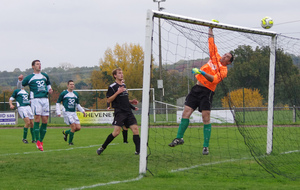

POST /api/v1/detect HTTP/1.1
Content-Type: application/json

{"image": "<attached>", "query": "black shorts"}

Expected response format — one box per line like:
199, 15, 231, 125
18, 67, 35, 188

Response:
184, 85, 214, 112
112, 111, 137, 128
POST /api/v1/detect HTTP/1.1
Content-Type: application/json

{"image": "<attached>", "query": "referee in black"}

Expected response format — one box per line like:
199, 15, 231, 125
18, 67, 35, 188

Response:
97, 68, 140, 155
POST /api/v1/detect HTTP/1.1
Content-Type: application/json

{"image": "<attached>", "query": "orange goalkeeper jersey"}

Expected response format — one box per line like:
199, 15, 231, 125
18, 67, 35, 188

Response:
195, 37, 228, 92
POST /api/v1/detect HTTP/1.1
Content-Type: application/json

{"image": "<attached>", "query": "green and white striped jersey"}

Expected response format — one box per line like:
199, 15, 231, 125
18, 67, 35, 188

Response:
10, 89, 30, 107
22, 72, 51, 99
57, 90, 80, 112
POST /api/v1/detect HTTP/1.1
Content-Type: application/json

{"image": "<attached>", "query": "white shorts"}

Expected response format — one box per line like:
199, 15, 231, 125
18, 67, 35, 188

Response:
63, 112, 80, 125
31, 98, 50, 116
18, 106, 34, 119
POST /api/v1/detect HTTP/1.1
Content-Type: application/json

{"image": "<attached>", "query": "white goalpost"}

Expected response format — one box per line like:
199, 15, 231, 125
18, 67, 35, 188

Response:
139, 10, 277, 175
139, 10, 154, 174
266, 35, 277, 155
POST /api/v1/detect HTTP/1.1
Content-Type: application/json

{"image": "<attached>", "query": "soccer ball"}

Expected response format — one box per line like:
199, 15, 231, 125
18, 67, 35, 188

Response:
261, 16, 273, 29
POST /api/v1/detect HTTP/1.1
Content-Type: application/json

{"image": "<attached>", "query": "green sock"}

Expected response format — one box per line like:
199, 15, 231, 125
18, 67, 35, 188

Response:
23, 128, 28, 139
30, 128, 35, 141
69, 132, 74, 144
39, 123, 47, 142
34, 122, 40, 141
65, 129, 71, 135
176, 118, 189, 139
203, 124, 212, 147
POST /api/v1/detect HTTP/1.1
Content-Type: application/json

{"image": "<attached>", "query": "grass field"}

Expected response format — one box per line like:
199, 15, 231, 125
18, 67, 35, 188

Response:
1, 126, 300, 190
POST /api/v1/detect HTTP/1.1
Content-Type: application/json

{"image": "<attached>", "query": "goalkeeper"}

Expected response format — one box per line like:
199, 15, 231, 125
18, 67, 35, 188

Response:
168, 25, 234, 155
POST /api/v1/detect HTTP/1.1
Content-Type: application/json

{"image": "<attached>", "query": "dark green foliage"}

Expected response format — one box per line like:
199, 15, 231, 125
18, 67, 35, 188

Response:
227, 46, 300, 106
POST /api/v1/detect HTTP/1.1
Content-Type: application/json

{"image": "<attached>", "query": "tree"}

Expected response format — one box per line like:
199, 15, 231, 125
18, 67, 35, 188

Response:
226, 45, 300, 106
274, 49, 300, 106
150, 67, 191, 105
90, 95, 107, 110
92, 43, 145, 100
221, 88, 264, 108
49, 81, 61, 105
289, 53, 300, 69
59, 62, 74, 70
75, 81, 88, 89
91, 70, 113, 89
227, 46, 270, 101
0, 90, 13, 111
13, 68, 21, 73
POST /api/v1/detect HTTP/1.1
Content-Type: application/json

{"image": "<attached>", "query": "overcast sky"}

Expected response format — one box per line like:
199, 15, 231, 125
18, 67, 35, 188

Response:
1, 0, 300, 72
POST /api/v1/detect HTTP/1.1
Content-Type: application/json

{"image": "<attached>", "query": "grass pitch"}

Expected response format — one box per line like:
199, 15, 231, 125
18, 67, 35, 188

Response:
1, 127, 300, 190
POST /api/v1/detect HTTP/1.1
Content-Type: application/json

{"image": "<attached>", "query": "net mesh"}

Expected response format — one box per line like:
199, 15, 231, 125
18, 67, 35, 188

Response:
146, 14, 300, 179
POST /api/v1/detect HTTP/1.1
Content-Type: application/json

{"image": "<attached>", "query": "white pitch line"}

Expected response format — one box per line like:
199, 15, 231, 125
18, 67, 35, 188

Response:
0, 143, 118, 156
67, 149, 300, 189
66, 157, 250, 190
171, 149, 300, 173
64, 175, 144, 190
280, 149, 300, 154
171, 157, 250, 173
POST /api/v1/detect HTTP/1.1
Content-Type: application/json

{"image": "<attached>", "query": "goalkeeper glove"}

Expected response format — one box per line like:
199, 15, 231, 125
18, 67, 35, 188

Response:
192, 68, 206, 76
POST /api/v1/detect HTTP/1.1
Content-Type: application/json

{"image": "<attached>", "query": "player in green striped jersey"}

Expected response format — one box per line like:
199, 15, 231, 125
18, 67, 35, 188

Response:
17, 60, 53, 151
56, 80, 86, 145
9, 88, 35, 144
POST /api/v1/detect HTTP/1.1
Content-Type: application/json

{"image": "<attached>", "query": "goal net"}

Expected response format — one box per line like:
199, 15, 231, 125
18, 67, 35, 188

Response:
140, 10, 300, 179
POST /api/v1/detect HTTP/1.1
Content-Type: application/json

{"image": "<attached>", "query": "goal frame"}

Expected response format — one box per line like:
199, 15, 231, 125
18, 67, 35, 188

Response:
139, 9, 277, 174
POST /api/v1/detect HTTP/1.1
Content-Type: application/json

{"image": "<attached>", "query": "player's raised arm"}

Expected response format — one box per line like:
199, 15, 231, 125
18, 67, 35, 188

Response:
209, 27, 213, 38
16, 74, 24, 89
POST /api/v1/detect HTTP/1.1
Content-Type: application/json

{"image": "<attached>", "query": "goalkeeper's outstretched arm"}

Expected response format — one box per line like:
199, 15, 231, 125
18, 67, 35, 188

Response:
209, 27, 214, 38
209, 19, 219, 38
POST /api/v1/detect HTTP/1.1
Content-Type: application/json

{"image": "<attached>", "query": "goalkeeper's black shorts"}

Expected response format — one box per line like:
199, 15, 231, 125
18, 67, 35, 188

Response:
184, 84, 214, 112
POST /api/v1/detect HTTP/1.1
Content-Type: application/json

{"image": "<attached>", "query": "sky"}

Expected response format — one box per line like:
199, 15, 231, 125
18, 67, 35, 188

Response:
1, 0, 300, 72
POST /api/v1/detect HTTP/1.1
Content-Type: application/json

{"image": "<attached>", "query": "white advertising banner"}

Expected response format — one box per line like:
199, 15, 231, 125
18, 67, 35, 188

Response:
177, 110, 235, 123
0, 112, 17, 125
